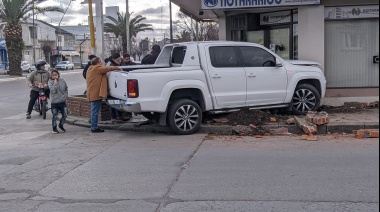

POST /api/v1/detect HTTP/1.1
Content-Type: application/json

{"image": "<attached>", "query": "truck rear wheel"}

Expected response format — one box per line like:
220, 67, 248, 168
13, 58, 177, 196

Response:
168, 99, 202, 135
292, 84, 321, 115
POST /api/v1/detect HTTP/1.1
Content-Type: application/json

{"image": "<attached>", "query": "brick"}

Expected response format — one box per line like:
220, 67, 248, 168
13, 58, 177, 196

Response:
295, 116, 318, 135
270, 117, 277, 123
306, 111, 330, 126
353, 129, 379, 139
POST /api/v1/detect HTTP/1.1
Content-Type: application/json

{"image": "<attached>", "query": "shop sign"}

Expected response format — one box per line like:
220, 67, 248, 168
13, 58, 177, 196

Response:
202, 0, 320, 10
325, 5, 379, 20
260, 10, 298, 25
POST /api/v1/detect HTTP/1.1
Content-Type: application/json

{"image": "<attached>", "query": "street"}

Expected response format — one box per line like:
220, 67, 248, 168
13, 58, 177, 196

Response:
0, 71, 379, 212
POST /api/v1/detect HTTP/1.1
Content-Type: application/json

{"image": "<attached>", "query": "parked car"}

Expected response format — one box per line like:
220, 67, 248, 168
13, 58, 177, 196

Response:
55, 61, 75, 70
107, 41, 327, 135
81, 60, 90, 69
31, 60, 51, 72
21, 61, 31, 73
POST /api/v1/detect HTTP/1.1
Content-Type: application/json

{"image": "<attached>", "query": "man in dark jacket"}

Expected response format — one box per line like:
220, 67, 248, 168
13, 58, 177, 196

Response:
141, 45, 161, 65
83, 54, 97, 79
123, 54, 137, 65
106, 53, 126, 67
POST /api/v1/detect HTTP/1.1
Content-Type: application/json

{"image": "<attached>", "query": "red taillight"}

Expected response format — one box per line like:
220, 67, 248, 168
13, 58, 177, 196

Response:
127, 79, 139, 98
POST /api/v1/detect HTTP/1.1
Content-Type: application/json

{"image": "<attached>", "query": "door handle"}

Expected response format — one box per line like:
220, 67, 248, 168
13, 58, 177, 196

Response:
212, 74, 222, 79
248, 73, 257, 78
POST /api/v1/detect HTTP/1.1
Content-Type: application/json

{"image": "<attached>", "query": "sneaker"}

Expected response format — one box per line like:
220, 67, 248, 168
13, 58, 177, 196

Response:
52, 128, 59, 134
58, 125, 66, 133
91, 128, 105, 133
26, 113, 31, 119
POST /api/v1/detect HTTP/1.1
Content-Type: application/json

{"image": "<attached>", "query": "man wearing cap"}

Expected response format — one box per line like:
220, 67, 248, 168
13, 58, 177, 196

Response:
26, 61, 51, 119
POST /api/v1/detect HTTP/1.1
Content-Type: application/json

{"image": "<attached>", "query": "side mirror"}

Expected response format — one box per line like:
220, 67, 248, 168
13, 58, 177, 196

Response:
275, 59, 283, 67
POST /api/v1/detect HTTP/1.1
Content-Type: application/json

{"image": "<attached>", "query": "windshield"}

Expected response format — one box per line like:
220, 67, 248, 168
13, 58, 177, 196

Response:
58, 62, 68, 65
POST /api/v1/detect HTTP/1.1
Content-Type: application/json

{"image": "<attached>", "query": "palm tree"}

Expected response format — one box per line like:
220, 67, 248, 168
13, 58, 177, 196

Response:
0, 0, 63, 76
105, 12, 153, 54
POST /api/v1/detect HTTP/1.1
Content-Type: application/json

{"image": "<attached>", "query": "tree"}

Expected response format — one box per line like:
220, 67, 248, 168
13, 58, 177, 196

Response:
40, 40, 55, 63
174, 12, 219, 42
175, 30, 191, 42
104, 12, 153, 54
0, 0, 63, 76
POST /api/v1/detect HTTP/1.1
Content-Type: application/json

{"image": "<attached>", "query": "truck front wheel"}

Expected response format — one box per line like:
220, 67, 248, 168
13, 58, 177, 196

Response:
168, 99, 202, 135
292, 84, 321, 115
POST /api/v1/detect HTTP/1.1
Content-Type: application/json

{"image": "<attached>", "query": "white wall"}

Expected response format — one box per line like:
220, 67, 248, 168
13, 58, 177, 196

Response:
218, 16, 227, 41
298, 5, 325, 70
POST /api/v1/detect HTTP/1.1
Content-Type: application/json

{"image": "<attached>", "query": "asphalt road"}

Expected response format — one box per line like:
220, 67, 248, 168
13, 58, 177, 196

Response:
0, 70, 379, 212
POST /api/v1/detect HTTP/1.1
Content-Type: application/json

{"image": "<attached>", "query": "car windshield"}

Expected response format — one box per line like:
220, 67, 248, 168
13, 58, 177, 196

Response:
58, 62, 68, 65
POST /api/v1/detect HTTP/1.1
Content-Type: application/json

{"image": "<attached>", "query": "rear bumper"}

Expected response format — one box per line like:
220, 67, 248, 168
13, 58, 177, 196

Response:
107, 99, 141, 113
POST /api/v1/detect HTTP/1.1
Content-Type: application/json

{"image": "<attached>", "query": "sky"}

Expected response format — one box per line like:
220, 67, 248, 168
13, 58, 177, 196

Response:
38, 0, 180, 40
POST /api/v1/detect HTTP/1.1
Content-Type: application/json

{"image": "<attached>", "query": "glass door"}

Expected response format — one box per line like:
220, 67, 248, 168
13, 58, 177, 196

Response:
269, 28, 290, 60
247, 31, 265, 46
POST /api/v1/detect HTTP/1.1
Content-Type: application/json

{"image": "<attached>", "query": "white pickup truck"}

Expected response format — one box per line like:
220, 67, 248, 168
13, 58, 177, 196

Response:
108, 41, 327, 135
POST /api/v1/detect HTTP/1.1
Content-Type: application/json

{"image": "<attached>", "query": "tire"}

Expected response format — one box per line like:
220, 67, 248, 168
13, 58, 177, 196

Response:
42, 100, 47, 120
292, 84, 321, 115
72, 66, 74, 70
168, 99, 202, 135
66, 67, 68, 70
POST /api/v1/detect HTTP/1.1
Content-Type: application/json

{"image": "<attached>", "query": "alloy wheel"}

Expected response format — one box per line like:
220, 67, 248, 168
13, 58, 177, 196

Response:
173, 105, 200, 132
293, 89, 317, 113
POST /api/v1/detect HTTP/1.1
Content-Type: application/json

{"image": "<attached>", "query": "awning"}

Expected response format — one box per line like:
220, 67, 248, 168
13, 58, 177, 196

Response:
52, 50, 80, 57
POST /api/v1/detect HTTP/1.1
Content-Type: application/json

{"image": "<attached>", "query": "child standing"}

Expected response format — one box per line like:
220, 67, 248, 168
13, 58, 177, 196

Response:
48, 70, 68, 134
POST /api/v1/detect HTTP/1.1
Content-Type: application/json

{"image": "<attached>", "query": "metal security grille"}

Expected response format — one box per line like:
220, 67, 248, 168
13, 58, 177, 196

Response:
325, 19, 379, 88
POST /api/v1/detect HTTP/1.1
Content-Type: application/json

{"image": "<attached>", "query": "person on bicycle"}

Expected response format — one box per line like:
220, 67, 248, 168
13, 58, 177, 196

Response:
26, 61, 51, 119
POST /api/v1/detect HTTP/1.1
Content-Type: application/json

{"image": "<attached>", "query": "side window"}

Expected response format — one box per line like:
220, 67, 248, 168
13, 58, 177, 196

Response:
239, 47, 276, 67
209, 47, 239, 68
172, 46, 187, 65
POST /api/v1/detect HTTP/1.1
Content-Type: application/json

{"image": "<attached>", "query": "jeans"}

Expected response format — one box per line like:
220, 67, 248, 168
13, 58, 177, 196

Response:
27, 89, 50, 114
91, 100, 102, 131
51, 102, 67, 129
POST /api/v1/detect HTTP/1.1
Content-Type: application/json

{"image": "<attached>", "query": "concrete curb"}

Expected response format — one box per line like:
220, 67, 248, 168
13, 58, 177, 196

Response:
66, 116, 379, 135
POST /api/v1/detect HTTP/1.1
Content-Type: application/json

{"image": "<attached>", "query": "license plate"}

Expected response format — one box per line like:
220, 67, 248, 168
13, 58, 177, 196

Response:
109, 100, 120, 104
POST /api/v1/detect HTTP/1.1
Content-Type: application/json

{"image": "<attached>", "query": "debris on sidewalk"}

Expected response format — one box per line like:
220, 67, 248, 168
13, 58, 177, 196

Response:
353, 129, 379, 139
295, 116, 318, 135
287, 118, 296, 125
344, 101, 380, 109
301, 134, 318, 141
307, 111, 330, 125
270, 127, 291, 136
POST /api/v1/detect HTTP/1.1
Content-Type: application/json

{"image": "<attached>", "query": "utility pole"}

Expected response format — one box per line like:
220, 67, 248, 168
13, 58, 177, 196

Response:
95, 0, 104, 59
126, 0, 130, 54
32, 0, 36, 64
169, 0, 173, 43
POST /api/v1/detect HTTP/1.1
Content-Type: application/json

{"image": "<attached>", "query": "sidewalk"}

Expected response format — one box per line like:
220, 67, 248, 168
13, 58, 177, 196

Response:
66, 108, 379, 135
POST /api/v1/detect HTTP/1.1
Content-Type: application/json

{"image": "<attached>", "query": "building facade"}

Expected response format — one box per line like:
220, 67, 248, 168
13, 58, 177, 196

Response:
172, 0, 379, 97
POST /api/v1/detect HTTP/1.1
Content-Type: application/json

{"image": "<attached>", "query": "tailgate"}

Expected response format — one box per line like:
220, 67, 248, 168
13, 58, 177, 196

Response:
108, 71, 129, 100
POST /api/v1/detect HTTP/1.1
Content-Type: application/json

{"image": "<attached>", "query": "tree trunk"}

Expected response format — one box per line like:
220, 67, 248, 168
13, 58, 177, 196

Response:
4, 24, 23, 76
122, 37, 128, 55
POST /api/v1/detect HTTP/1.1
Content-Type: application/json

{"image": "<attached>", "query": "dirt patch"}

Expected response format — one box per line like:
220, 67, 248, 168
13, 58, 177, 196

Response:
206, 109, 291, 127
